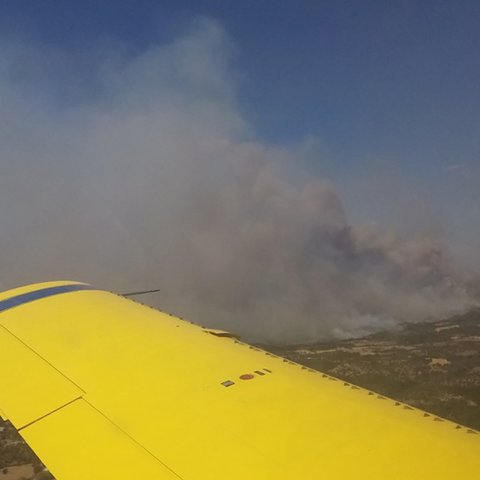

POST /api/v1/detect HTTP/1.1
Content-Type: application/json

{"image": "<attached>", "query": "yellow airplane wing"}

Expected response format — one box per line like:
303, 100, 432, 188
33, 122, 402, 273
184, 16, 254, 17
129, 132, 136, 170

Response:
0, 281, 478, 479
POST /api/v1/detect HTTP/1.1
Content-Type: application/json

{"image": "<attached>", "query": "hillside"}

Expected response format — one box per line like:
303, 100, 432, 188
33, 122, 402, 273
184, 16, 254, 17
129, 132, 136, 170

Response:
267, 309, 480, 430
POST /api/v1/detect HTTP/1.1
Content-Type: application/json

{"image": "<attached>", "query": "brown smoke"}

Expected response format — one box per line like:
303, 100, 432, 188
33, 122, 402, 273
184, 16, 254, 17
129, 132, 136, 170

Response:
0, 20, 476, 343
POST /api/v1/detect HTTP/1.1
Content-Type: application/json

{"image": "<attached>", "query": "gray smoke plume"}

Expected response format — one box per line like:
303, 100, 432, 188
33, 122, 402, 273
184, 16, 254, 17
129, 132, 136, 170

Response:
0, 20, 476, 343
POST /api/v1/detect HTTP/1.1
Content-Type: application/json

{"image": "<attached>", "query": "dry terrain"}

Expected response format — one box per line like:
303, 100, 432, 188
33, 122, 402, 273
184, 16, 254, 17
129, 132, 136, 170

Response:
268, 309, 480, 430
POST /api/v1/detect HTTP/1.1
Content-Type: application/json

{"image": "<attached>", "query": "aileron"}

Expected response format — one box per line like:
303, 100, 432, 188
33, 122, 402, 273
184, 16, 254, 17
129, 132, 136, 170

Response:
0, 325, 82, 429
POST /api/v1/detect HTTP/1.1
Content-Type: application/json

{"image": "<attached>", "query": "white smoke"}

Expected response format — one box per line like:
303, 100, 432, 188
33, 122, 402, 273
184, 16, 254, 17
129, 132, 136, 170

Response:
0, 19, 476, 343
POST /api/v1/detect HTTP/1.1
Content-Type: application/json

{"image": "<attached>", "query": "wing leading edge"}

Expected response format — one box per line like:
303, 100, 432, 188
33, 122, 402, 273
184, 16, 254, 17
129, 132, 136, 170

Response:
0, 280, 478, 479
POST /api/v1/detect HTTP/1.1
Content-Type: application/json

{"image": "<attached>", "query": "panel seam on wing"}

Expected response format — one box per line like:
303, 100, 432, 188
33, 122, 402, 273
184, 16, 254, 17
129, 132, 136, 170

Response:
18, 397, 83, 431
0, 324, 86, 394
83, 398, 184, 480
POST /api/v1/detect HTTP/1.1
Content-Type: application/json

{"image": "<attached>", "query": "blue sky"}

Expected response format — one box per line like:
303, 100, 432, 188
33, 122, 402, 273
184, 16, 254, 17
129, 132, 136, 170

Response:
0, 2, 479, 339
2, 1, 479, 163
1, 1, 479, 230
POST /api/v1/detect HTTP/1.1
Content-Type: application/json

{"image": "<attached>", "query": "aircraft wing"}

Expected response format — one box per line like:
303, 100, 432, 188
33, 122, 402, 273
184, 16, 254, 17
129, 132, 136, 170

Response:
0, 280, 478, 479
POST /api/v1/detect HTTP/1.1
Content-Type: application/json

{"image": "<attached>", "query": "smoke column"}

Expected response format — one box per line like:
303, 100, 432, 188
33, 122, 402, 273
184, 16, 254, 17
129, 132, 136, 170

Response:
0, 20, 476, 343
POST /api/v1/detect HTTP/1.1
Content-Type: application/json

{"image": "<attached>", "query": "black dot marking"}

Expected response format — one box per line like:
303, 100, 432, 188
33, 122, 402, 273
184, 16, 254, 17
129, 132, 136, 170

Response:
434, 418, 443, 422
368, 392, 374, 396
456, 425, 462, 430
254, 370, 265, 376
395, 402, 401, 406
221, 380, 235, 387
423, 413, 430, 417
263, 368, 272, 373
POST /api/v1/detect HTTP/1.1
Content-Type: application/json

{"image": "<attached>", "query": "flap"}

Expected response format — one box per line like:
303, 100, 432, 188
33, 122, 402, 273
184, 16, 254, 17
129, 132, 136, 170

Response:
0, 326, 83, 429
20, 399, 181, 480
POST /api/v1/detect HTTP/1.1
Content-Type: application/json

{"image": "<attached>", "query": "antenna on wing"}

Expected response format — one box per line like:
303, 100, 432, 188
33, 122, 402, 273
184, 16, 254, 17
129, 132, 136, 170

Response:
121, 288, 161, 297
